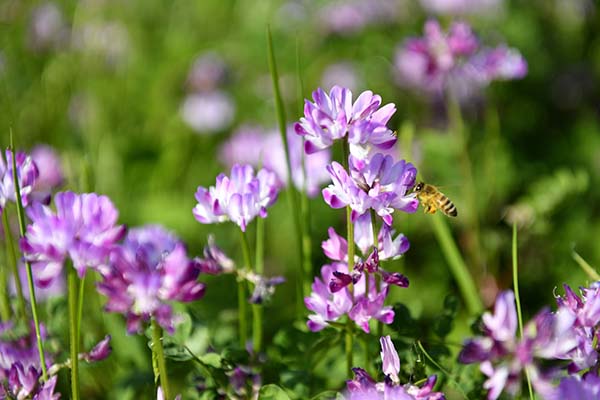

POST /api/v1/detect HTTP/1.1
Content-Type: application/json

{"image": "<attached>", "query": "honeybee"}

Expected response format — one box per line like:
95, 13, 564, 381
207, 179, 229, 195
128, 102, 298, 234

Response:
413, 182, 457, 217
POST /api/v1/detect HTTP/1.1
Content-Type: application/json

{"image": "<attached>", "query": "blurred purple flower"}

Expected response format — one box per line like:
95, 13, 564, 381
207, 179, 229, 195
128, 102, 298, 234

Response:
228, 365, 261, 397
318, 0, 403, 36
555, 283, 600, 372
553, 373, 600, 400
193, 164, 279, 232
80, 335, 111, 363
0, 322, 52, 376
419, 0, 503, 16
157, 386, 181, 400
28, 2, 67, 52
2, 363, 60, 400
21, 191, 125, 285
394, 20, 526, 98
321, 62, 360, 93
0, 149, 39, 215
97, 225, 205, 334
294, 86, 396, 157
323, 154, 418, 225
247, 275, 285, 305
181, 91, 235, 134
11, 261, 65, 301
345, 336, 445, 399
31, 145, 63, 193
197, 235, 235, 275
459, 290, 578, 400
219, 124, 331, 198
186, 52, 228, 92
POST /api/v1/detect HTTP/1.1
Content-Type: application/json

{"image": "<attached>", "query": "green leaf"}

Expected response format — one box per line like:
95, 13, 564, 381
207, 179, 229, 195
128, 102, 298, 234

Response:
197, 352, 222, 369
258, 384, 292, 400
310, 390, 340, 400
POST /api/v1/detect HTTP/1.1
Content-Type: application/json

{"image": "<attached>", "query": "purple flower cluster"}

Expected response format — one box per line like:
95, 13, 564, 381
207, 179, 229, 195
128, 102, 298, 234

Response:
555, 283, 600, 372
0, 149, 39, 214
323, 154, 418, 225
394, 20, 527, 98
97, 225, 206, 334
219, 124, 331, 198
459, 290, 579, 399
181, 52, 235, 134
294, 86, 397, 157
306, 224, 409, 333
344, 336, 445, 399
0, 323, 59, 400
318, 0, 404, 36
193, 164, 279, 232
21, 191, 126, 285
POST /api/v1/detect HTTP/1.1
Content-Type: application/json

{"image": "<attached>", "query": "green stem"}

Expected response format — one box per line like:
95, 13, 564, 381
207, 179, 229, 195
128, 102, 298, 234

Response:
0, 231, 11, 321
151, 318, 171, 400
267, 26, 305, 308
252, 223, 263, 353
512, 224, 534, 400
239, 230, 253, 349
572, 250, 600, 281
3, 210, 26, 320
430, 214, 483, 315
77, 275, 86, 349
345, 321, 353, 377
67, 267, 80, 400
9, 134, 47, 380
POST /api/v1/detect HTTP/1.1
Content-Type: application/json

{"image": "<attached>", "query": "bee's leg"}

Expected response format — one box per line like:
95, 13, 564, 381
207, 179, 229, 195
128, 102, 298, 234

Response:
426, 205, 437, 214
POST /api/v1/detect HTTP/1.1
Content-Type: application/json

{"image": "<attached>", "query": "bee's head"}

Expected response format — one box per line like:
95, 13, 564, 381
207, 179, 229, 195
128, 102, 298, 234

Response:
414, 182, 424, 192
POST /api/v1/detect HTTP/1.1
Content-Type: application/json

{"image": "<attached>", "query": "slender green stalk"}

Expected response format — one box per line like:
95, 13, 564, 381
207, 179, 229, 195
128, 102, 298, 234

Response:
0, 261, 9, 321
430, 214, 483, 315
341, 141, 355, 285
572, 250, 600, 281
2, 210, 26, 320
77, 275, 86, 348
67, 267, 80, 400
251, 224, 263, 353
9, 135, 47, 380
239, 230, 253, 349
267, 26, 306, 306
416, 341, 469, 400
512, 224, 534, 400
345, 321, 353, 377
151, 318, 171, 400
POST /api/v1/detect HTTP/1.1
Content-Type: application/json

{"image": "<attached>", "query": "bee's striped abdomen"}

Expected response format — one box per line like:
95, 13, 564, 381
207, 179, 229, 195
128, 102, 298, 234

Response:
439, 195, 457, 217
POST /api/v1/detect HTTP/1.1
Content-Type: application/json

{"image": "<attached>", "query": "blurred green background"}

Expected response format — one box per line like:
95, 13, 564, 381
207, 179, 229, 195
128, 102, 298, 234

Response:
2, 0, 600, 398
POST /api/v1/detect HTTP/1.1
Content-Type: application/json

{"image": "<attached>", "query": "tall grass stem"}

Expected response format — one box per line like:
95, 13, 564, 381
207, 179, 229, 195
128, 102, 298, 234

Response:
267, 26, 306, 308
430, 214, 483, 315
512, 224, 533, 400
67, 266, 80, 400
151, 318, 171, 400
9, 133, 47, 381
2, 210, 26, 320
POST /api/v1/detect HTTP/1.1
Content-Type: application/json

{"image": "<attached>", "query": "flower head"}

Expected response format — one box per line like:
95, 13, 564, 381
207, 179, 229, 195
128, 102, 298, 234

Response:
323, 154, 418, 225
193, 164, 279, 232
344, 336, 445, 399
97, 225, 205, 334
294, 86, 396, 157
21, 191, 125, 285
219, 124, 331, 197
0, 149, 39, 214
459, 290, 578, 400
181, 91, 235, 134
394, 20, 526, 98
